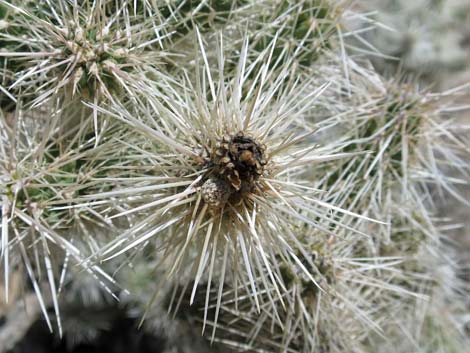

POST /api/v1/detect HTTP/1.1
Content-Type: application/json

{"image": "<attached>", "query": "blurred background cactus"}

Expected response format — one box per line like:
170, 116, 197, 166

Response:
351, 0, 470, 82
1, 1, 469, 352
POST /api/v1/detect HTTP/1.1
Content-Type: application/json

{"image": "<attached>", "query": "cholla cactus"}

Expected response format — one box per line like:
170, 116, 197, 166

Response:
82, 36, 380, 335
0, 102, 132, 335
0, 0, 177, 107
0, 1, 468, 352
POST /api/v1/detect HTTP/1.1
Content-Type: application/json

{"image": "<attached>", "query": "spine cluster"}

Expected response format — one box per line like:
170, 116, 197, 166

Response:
0, 1, 468, 352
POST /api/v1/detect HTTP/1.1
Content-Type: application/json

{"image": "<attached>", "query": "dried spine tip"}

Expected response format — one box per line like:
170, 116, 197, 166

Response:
201, 132, 267, 208
211, 132, 267, 191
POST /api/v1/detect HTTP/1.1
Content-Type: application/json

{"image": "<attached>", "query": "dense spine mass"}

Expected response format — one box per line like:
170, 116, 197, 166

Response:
0, 1, 468, 352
